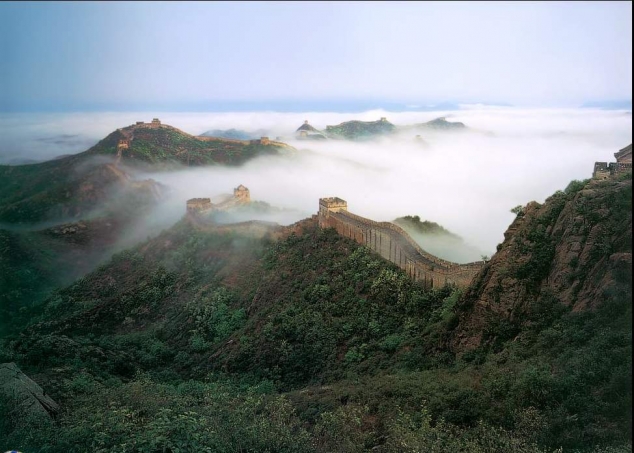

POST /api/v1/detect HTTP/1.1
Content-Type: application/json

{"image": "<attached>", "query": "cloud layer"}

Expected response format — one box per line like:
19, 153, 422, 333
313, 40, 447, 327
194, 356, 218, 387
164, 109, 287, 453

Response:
1, 107, 631, 257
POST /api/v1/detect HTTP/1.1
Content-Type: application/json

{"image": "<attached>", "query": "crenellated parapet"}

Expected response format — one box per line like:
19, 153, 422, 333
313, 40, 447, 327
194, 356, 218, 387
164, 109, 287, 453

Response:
318, 198, 485, 288
593, 144, 632, 179
186, 184, 251, 218
186, 198, 213, 214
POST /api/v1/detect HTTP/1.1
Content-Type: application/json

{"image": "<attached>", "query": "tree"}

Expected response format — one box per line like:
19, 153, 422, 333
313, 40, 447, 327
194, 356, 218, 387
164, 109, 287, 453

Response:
511, 205, 524, 216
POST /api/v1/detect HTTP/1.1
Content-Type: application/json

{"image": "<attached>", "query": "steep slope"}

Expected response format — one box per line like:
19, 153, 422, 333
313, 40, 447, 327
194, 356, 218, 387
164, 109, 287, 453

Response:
0, 120, 293, 223
0, 157, 164, 224
1, 175, 631, 452
0, 217, 133, 332
90, 122, 289, 168
452, 175, 632, 352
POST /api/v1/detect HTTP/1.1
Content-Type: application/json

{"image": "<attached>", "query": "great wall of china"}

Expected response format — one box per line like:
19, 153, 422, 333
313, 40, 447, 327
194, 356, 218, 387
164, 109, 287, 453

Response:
114, 118, 290, 164
185, 186, 485, 288
317, 197, 485, 288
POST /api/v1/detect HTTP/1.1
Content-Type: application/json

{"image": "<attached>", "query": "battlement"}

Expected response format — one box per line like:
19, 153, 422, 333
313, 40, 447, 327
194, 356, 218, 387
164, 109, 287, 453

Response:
186, 184, 251, 218
249, 137, 270, 145
130, 118, 166, 131
318, 197, 348, 220
594, 144, 632, 179
117, 139, 130, 150
234, 184, 250, 202
186, 198, 212, 213
615, 144, 632, 163
317, 198, 484, 288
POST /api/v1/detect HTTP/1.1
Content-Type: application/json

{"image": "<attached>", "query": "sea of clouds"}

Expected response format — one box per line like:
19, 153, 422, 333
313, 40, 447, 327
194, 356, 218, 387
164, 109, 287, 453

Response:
0, 107, 631, 259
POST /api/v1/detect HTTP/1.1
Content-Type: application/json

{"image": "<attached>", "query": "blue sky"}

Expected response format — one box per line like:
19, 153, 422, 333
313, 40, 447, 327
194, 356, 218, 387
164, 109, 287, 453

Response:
0, 1, 631, 111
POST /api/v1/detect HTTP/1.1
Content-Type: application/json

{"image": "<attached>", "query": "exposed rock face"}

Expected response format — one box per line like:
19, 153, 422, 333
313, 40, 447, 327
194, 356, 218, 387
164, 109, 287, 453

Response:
451, 176, 632, 352
0, 362, 59, 420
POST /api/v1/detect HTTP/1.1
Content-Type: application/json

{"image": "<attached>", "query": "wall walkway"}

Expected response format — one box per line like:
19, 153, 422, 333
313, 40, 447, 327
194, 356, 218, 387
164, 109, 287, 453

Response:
319, 205, 484, 288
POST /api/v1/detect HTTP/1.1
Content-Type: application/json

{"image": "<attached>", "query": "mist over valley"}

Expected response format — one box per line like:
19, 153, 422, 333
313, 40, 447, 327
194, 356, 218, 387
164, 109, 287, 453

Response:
2, 107, 629, 259
0, 2, 631, 451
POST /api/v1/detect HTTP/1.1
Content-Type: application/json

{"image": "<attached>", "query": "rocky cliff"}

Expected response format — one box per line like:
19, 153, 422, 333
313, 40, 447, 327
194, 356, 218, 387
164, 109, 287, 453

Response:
452, 175, 632, 352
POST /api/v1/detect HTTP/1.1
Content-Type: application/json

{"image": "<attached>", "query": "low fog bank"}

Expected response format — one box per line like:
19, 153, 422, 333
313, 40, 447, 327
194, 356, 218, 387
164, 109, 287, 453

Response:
1, 108, 631, 255
143, 113, 629, 255
406, 231, 487, 264
211, 204, 309, 226
1, 107, 630, 164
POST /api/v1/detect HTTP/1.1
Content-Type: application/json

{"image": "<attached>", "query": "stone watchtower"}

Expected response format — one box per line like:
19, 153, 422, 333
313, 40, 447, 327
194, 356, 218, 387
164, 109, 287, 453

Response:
318, 197, 348, 227
249, 137, 270, 145
117, 139, 130, 150
593, 162, 611, 180
593, 144, 633, 179
151, 118, 161, 128
234, 184, 250, 203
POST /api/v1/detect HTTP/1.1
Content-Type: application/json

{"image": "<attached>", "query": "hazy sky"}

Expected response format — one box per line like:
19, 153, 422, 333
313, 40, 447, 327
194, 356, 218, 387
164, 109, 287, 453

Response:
0, 1, 631, 111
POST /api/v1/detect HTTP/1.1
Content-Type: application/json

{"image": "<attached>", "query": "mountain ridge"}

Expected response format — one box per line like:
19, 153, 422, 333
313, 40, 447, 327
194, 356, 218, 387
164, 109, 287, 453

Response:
1, 173, 631, 451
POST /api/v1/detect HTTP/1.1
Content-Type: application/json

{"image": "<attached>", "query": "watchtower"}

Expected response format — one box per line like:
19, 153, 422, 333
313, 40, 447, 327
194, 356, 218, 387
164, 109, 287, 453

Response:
117, 139, 130, 150
151, 118, 161, 128
592, 144, 633, 179
319, 197, 348, 217
234, 184, 250, 202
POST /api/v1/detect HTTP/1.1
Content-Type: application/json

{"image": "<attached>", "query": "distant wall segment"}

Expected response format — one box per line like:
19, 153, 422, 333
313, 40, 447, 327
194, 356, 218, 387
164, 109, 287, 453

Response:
318, 198, 484, 288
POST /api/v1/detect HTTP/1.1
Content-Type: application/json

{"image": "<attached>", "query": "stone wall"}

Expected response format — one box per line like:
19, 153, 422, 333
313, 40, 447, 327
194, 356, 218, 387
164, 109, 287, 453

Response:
318, 199, 484, 288
186, 198, 212, 213
196, 136, 251, 145
592, 144, 632, 179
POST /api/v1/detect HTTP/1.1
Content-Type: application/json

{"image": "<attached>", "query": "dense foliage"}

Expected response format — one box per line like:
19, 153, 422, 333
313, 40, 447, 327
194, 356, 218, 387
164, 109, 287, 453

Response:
0, 176, 631, 452
115, 127, 282, 167
324, 119, 396, 140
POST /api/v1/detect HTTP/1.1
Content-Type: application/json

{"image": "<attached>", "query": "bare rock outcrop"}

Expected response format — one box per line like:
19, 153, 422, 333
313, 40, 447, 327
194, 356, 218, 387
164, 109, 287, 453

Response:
451, 176, 632, 353
0, 362, 59, 420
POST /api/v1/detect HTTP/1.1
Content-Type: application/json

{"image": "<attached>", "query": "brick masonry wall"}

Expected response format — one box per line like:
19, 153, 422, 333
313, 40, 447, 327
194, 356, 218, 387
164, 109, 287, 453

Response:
319, 208, 484, 288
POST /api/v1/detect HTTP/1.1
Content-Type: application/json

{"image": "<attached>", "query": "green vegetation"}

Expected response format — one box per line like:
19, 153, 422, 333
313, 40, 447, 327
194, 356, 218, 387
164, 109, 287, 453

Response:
511, 205, 525, 216
324, 119, 396, 140
0, 229, 60, 329
394, 215, 462, 239
200, 128, 263, 140
0, 122, 291, 335
417, 117, 466, 130
0, 124, 286, 224
116, 127, 282, 167
0, 154, 91, 223
0, 176, 631, 452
